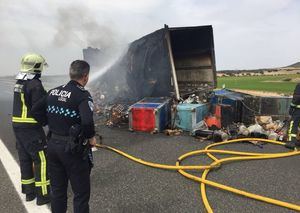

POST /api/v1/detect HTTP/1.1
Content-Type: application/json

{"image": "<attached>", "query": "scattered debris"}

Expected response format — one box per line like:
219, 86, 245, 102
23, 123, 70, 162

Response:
248, 123, 265, 136
268, 131, 279, 140
164, 129, 183, 136
238, 124, 250, 136
192, 129, 213, 138
213, 130, 229, 142
92, 93, 130, 128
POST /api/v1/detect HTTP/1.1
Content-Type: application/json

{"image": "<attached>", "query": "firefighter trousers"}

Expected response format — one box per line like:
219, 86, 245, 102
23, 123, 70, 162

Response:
48, 137, 91, 213
13, 127, 50, 199
288, 111, 300, 142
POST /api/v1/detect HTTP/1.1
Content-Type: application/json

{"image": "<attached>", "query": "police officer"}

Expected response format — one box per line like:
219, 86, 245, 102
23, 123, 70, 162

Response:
12, 53, 50, 205
286, 83, 300, 149
46, 60, 96, 213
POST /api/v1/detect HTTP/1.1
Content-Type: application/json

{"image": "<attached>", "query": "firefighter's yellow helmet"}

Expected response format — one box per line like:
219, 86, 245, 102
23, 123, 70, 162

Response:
20, 53, 48, 73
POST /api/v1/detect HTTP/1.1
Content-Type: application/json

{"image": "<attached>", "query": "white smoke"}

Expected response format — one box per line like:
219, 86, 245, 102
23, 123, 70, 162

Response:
88, 45, 128, 83
52, 5, 119, 49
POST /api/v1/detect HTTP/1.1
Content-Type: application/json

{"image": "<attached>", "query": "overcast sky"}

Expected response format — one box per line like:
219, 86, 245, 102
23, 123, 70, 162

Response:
0, 0, 299, 76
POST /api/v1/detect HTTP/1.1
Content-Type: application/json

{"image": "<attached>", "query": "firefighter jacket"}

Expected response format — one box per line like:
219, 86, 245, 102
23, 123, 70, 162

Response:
291, 83, 300, 107
12, 77, 47, 127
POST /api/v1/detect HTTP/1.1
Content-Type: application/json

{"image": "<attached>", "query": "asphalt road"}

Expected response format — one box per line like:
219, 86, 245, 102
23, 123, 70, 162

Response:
0, 76, 299, 213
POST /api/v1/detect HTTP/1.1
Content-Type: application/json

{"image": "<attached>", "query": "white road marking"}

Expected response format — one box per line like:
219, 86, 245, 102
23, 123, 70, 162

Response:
0, 139, 51, 213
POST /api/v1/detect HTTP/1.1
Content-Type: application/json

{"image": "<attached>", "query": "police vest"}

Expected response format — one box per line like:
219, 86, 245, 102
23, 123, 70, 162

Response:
12, 80, 38, 124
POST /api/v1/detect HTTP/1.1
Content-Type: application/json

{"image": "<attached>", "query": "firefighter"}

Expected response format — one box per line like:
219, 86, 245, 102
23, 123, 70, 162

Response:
46, 60, 96, 213
285, 83, 300, 149
12, 53, 50, 205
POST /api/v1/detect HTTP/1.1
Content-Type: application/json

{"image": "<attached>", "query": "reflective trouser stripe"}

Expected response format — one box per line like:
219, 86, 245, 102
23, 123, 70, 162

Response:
38, 151, 48, 195
290, 103, 300, 108
35, 180, 50, 186
21, 178, 35, 185
12, 93, 37, 124
12, 117, 38, 123
288, 121, 296, 141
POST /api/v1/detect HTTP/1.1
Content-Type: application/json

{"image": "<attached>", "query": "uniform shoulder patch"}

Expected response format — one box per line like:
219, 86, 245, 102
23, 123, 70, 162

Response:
88, 101, 94, 112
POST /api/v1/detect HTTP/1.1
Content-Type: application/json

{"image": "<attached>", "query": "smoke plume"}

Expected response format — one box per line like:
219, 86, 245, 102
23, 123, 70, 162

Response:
53, 5, 117, 49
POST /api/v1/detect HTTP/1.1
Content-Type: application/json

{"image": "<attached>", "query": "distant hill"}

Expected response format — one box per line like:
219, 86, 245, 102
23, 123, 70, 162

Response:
288, 62, 300, 68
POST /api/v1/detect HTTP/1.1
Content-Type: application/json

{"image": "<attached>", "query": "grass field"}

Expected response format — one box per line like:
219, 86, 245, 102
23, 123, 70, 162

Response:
217, 74, 300, 94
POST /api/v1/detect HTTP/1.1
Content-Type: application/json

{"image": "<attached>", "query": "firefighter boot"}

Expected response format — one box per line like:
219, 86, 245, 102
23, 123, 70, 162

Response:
36, 196, 50, 206
26, 193, 36, 202
285, 139, 297, 149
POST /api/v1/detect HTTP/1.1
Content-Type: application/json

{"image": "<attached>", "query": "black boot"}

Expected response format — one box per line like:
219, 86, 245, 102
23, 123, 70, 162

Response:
26, 193, 36, 202
285, 141, 296, 149
36, 196, 50, 206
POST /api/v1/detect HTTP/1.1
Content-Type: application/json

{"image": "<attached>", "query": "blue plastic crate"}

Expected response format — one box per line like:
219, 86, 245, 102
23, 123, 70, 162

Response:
174, 103, 209, 131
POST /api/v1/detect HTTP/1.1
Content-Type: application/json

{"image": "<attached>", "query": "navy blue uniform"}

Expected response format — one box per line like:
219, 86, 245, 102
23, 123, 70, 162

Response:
46, 80, 95, 213
12, 77, 50, 203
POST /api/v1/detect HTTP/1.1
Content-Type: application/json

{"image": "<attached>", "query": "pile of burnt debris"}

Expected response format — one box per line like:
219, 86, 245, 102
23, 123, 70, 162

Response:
92, 91, 129, 127
92, 88, 291, 144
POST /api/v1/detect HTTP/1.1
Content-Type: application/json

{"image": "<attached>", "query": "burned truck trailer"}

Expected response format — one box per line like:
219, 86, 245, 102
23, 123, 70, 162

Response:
86, 25, 217, 103
167, 25, 217, 99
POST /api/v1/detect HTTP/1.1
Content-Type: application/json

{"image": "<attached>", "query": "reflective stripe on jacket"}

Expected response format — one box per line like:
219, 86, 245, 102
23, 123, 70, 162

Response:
12, 78, 46, 126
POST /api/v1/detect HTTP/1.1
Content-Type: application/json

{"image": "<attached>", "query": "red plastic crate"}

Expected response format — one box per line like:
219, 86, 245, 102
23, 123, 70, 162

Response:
131, 108, 155, 132
129, 100, 170, 133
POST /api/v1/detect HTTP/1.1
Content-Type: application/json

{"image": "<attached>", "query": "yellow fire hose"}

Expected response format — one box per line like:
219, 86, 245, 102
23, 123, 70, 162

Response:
95, 138, 300, 212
